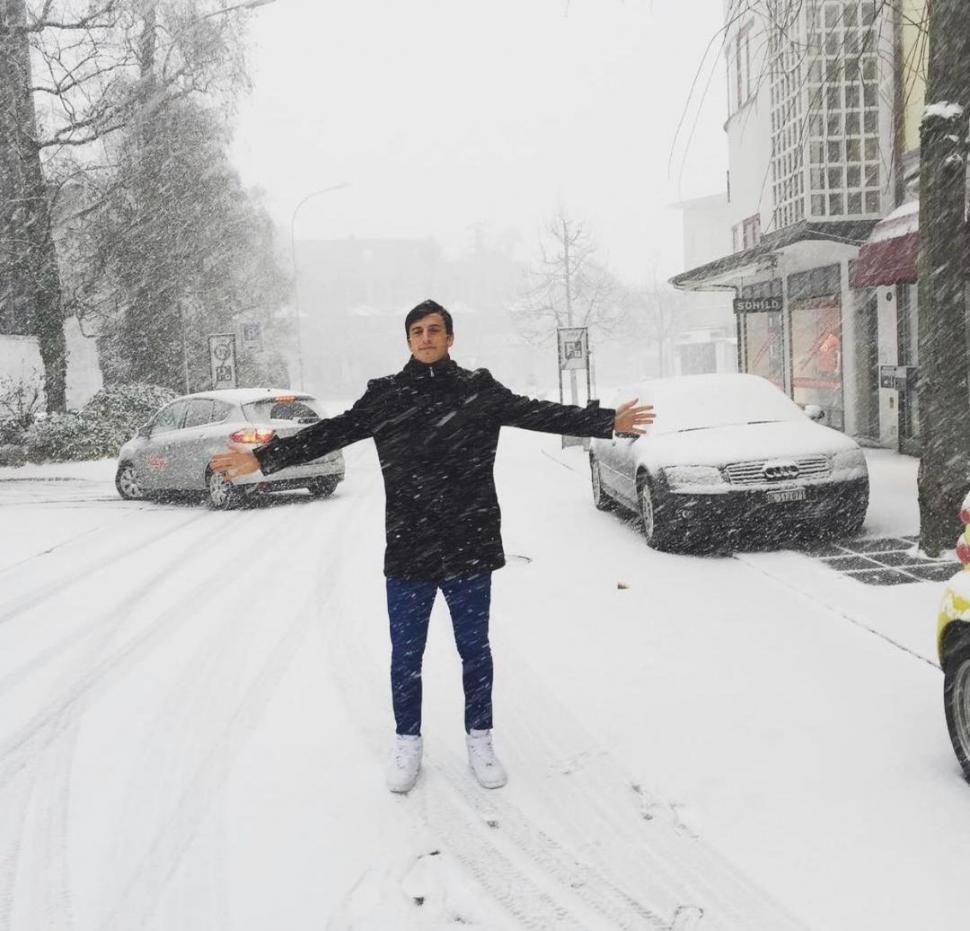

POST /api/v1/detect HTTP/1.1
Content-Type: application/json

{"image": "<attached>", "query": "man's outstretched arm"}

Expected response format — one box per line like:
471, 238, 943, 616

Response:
481, 370, 655, 437
209, 385, 380, 480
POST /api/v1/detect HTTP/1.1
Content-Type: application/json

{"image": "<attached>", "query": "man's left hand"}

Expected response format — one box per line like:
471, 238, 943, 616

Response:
613, 399, 655, 435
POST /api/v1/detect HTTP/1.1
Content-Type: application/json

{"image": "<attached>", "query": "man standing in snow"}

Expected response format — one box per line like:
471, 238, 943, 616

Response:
211, 299, 654, 793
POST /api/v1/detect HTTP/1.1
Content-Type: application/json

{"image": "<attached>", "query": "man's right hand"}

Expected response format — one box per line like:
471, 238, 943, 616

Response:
210, 444, 261, 481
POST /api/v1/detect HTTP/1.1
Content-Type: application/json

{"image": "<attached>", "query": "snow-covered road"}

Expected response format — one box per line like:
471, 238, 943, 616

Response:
1, 434, 968, 930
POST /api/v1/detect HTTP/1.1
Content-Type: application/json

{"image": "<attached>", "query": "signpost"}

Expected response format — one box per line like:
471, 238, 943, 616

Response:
208, 334, 238, 389
556, 326, 591, 449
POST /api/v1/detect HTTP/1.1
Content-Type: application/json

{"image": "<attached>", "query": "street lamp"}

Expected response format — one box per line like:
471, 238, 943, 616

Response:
289, 182, 350, 390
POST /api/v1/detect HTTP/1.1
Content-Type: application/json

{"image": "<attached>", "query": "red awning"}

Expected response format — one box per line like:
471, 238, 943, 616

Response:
852, 200, 970, 288
852, 201, 920, 287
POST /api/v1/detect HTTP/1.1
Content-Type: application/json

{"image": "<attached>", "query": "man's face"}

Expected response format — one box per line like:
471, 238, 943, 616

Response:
407, 312, 454, 364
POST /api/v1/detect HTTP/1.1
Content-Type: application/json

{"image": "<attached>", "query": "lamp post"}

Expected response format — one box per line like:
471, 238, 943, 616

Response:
289, 182, 349, 390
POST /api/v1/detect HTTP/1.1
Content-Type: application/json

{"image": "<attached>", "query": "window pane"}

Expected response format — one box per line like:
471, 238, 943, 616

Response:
847, 166, 862, 187
183, 399, 214, 429
847, 192, 863, 214
812, 194, 826, 215
865, 191, 881, 213
845, 113, 860, 134
846, 139, 861, 161
828, 193, 844, 214
865, 137, 879, 158
865, 164, 880, 187
152, 402, 188, 435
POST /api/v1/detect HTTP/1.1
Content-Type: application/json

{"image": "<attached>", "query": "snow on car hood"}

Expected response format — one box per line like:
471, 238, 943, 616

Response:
634, 419, 861, 470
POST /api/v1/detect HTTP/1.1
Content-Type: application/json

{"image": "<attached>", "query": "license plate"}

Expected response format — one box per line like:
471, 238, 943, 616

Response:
767, 487, 806, 503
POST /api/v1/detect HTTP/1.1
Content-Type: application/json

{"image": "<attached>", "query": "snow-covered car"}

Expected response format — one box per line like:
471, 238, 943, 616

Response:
589, 373, 869, 551
115, 388, 344, 509
936, 495, 970, 783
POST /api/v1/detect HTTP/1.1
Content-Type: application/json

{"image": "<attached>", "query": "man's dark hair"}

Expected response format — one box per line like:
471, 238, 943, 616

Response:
405, 299, 453, 336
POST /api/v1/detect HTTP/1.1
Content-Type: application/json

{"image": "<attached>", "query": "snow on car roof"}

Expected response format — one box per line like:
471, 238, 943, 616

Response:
177, 388, 314, 404
617, 373, 806, 436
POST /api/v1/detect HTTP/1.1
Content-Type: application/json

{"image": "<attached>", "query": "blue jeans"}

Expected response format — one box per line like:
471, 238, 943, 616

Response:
386, 573, 493, 736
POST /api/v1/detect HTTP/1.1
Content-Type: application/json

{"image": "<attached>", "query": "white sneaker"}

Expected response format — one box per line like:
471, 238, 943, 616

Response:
386, 734, 423, 793
466, 729, 507, 788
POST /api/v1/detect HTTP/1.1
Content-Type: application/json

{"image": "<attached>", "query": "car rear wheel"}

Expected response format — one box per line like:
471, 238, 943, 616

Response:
115, 462, 145, 500
307, 477, 339, 498
590, 458, 614, 511
944, 641, 970, 783
206, 468, 248, 510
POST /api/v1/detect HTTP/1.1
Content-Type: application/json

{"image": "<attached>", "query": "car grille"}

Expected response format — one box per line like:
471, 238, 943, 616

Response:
723, 455, 831, 486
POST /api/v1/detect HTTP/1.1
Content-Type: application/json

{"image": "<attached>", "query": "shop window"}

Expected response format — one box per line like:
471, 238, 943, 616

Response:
790, 298, 844, 429
739, 280, 785, 390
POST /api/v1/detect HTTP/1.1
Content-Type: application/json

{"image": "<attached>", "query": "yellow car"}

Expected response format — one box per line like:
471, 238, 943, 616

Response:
937, 495, 970, 782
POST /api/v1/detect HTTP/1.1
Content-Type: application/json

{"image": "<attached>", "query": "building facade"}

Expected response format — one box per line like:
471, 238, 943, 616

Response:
672, 0, 928, 450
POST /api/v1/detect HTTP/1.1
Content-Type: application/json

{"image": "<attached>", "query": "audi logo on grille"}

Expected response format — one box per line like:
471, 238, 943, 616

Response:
763, 463, 800, 481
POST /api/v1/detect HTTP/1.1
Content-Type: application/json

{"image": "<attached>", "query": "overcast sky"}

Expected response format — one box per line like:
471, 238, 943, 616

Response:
231, 1, 729, 285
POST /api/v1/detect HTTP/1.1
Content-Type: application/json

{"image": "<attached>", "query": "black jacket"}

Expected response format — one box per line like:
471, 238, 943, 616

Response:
254, 357, 616, 580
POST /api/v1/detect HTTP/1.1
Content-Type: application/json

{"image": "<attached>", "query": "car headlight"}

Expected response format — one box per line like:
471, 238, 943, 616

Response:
831, 448, 867, 473
662, 465, 725, 489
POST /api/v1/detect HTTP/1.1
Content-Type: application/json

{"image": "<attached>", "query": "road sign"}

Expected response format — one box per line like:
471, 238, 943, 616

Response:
557, 327, 589, 371
241, 321, 262, 351
208, 333, 237, 389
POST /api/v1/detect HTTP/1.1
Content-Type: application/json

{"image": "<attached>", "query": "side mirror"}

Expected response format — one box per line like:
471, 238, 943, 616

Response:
803, 404, 825, 422
138, 422, 152, 438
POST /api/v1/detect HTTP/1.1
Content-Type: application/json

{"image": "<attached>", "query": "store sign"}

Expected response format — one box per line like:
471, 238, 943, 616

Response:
208, 333, 237, 389
734, 297, 783, 313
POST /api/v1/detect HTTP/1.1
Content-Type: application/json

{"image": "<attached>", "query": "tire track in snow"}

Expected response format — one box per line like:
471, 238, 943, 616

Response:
312, 506, 675, 929
0, 506, 296, 929
0, 510, 211, 627
316, 443, 812, 931
90, 494, 367, 931
0, 512, 238, 705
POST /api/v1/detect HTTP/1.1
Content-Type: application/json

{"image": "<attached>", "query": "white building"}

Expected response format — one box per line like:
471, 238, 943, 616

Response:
672, 0, 905, 446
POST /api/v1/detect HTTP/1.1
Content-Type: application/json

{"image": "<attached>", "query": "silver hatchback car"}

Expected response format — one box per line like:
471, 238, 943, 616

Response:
115, 388, 345, 508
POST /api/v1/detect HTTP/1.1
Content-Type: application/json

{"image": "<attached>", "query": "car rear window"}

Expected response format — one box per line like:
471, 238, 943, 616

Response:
243, 396, 323, 424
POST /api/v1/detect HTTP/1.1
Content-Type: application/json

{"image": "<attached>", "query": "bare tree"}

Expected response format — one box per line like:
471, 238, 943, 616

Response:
0, 0, 257, 411
512, 210, 626, 403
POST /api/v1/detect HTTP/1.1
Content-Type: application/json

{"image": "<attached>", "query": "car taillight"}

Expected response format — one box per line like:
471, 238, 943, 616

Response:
230, 428, 276, 445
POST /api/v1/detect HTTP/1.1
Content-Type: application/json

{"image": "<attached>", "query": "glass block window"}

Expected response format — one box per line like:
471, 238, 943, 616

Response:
803, 0, 882, 219
769, 18, 806, 231
770, 0, 884, 228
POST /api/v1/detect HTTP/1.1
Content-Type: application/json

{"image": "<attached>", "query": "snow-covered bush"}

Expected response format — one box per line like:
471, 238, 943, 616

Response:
0, 373, 44, 446
23, 383, 177, 463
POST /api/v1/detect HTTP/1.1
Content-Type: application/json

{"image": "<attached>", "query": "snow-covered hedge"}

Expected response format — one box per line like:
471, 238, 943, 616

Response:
23, 383, 177, 463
